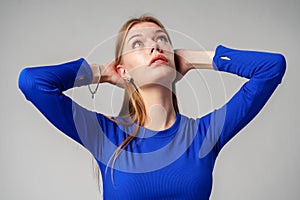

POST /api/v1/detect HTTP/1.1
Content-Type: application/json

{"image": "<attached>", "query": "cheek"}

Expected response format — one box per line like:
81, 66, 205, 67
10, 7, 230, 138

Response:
161, 42, 173, 52
122, 51, 148, 70
160, 44, 175, 66
165, 51, 175, 68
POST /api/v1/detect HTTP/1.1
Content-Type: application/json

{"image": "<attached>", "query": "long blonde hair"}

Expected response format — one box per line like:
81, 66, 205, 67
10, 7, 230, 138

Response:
94, 16, 180, 186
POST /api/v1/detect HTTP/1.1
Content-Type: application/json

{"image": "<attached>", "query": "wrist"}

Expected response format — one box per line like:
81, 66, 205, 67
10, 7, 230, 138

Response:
90, 64, 101, 84
189, 50, 214, 67
99, 64, 110, 83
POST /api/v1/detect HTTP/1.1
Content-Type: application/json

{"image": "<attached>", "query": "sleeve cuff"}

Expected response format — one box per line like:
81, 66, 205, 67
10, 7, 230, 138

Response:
74, 58, 93, 87
212, 45, 232, 71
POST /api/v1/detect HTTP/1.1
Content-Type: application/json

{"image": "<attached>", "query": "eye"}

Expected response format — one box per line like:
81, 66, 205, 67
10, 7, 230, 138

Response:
157, 35, 168, 43
132, 40, 143, 49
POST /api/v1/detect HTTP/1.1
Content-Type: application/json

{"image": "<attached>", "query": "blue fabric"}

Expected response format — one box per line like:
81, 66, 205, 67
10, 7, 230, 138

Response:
18, 45, 286, 199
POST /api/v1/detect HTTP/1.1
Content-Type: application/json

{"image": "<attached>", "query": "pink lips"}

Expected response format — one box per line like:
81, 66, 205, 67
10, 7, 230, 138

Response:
149, 54, 168, 66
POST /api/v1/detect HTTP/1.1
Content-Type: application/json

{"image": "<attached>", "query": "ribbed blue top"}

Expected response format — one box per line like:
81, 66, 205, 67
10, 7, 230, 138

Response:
18, 45, 286, 199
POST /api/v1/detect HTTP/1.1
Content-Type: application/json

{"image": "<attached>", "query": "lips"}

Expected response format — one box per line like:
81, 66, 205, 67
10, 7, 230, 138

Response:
149, 54, 168, 66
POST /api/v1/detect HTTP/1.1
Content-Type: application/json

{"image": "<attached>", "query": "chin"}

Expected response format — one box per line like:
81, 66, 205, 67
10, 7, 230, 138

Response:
135, 66, 176, 89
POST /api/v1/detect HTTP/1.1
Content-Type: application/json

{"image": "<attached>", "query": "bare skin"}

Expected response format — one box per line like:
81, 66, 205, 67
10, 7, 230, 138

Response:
89, 22, 215, 131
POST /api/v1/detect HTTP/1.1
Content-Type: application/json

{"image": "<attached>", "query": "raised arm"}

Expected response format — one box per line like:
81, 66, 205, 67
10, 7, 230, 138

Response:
177, 45, 286, 157
18, 58, 117, 154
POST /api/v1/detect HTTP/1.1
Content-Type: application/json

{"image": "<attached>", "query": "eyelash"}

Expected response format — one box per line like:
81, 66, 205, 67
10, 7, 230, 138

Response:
132, 40, 143, 49
157, 35, 168, 42
131, 35, 169, 49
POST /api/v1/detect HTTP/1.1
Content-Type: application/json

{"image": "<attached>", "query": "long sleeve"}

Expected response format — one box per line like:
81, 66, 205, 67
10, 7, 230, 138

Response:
198, 45, 286, 158
18, 58, 102, 147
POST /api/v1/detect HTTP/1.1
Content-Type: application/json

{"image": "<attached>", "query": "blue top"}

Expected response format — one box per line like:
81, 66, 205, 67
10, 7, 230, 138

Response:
18, 45, 286, 200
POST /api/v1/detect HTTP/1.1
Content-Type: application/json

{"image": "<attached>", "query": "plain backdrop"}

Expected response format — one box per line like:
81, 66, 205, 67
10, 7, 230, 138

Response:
1, 0, 299, 199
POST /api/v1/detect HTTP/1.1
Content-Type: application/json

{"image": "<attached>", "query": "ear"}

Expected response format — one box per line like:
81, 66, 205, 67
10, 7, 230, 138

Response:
116, 64, 127, 78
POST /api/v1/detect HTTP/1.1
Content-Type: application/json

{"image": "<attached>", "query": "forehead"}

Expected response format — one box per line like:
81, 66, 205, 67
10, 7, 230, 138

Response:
126, 22, 165, 38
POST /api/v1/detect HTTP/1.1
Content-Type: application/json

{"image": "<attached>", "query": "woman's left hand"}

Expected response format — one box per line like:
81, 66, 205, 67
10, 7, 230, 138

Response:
174, 49, 215, 82
174, 49, 194, 82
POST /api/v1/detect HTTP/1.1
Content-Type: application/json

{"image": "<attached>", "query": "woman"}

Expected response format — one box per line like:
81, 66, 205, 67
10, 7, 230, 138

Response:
18, 16, 286, 199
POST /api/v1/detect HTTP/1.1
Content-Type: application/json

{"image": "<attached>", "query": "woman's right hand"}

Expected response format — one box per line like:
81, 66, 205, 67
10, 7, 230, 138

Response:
90, 61, 124, 87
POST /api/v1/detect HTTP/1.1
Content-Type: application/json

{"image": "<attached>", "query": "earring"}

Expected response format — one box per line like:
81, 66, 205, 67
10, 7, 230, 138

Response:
123, 74, 132, 83
123, 75, 138, 91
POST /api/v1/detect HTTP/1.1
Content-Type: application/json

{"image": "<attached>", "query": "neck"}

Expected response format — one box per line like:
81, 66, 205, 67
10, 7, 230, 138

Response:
139, 84, 176, 131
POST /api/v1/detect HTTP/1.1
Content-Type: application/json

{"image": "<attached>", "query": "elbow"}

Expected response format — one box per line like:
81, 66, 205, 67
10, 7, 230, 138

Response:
18, 68, 35, 100
256, 53, 286, 85
269, 53, 286, 84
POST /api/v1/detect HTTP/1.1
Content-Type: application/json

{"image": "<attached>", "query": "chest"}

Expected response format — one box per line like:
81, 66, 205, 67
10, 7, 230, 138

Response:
100, 152, 214, 200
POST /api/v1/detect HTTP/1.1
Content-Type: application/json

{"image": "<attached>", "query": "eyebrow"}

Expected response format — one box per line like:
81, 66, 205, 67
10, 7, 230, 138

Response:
127, 30, 166, 44
127, 34, 142, 44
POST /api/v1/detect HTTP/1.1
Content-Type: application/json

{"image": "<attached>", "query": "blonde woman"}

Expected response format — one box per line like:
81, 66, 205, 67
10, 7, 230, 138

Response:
18, 16, 286, 199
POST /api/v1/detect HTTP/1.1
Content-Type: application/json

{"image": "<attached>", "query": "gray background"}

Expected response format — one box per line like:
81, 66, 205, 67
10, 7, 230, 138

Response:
1, 0, 299, 199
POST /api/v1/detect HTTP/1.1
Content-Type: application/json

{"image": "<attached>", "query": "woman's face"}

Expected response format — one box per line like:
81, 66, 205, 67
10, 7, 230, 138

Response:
118, 22, 176, 88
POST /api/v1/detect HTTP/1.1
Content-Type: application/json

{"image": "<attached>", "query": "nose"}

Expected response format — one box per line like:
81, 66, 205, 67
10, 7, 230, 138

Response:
149, 42, 163, 54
